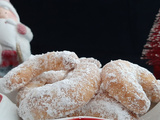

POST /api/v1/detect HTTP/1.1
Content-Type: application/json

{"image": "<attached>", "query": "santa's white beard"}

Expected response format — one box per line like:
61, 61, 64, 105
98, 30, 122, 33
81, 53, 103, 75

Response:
0, 19, 32, 63
0, 19, 17, 51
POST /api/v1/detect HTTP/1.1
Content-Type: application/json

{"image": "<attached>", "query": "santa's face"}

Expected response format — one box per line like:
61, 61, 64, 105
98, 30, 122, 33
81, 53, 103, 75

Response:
0, 6, 18, 22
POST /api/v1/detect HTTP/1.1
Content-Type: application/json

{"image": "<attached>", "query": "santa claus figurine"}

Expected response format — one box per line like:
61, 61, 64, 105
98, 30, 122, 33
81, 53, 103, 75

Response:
0, 1, 33, 118
0, 0, 33, 77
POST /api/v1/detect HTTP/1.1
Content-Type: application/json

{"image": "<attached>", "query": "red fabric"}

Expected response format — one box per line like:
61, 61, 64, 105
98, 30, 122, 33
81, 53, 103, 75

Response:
0, 50, 19, 67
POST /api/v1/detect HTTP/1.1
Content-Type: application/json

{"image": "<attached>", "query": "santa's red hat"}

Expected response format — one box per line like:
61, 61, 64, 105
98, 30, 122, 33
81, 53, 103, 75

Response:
0, 0, 20, 21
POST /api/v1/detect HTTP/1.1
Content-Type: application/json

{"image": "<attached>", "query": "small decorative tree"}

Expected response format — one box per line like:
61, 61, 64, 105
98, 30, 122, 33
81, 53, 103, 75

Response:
141, 9, 160, 79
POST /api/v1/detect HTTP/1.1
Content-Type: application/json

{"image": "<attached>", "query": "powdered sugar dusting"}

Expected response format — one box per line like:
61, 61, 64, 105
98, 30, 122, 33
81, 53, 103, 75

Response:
18, 59, 101, 119
0, 51, 79, 93
16, 70, 67, 105
68, 92, 138, 120
136, 65, 160, 103
101, 59, 151, 114
80, 57, 102, 68
32, 70, 67, 84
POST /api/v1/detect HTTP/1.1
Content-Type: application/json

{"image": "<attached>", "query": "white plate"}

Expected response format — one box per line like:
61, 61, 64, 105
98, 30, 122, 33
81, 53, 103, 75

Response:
140, 102, 160, 120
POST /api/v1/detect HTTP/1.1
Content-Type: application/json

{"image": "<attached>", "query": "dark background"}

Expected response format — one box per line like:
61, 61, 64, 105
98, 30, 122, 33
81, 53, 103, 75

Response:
10, 0, 160, 71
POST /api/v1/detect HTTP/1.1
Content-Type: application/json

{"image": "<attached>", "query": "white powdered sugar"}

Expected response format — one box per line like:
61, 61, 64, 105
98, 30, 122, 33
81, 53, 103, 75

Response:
2, 52, 158, 119
101, 59, 152, 114
68, 92, 138, 120
0, 51, 79, 93
32, 70, 67, 84
55, 51, 80, 70
18, 60, 101, 120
